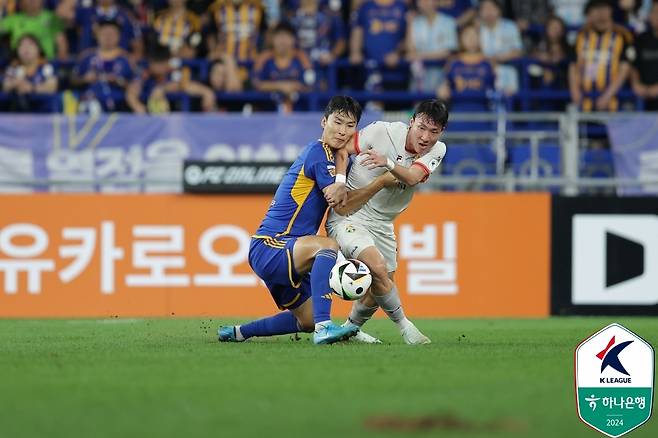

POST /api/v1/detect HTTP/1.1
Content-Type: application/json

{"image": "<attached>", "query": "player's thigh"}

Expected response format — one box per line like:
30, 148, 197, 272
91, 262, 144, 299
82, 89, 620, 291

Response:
356, 246, 392, 294
372, 228, 398, 272
292, 235, 339, 276
329, 220, 376, 261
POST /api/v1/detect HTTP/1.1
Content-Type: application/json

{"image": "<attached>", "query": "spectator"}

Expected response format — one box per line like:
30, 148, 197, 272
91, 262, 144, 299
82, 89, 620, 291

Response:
531, 14, 570, 90
209, 53, 243, 92
439, 23, 496, 112
74, 0, 143, 58
406, 0, 458, 93
152, 0, 202, 58
2, 33, 57, 111
290, 0, 346, 66
206, 0, 265, 63
72, 19, 135, 112
253, 22, 313, 113
437, 0, 477, 27
349, 0, 407, 91
631, 0, 658, 109
126, 44, 215, 113
0, 0, 68, 59
478, 0, 523, 94
569, 0, 634, 111
614, 0, 646, 33
0, 0, 18, 19
503, 0, 551, 50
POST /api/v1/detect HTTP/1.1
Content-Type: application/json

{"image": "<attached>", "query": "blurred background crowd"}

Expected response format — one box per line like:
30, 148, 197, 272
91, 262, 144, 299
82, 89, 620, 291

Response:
0, 0, 656, 115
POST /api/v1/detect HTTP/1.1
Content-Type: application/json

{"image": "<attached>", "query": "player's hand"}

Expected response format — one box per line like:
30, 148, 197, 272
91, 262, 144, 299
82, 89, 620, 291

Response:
323, 182, 347, 208
359, 149, 387, 169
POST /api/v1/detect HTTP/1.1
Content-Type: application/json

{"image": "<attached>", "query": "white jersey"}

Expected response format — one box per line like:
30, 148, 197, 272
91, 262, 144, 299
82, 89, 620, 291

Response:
327, 121, 446, 227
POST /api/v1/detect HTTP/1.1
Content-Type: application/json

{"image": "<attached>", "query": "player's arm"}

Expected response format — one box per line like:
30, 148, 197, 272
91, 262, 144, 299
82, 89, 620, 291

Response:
333, 172, 397, 216
361, 143, 445, 187
360, 149, 427, 187
324, 146, 348, 208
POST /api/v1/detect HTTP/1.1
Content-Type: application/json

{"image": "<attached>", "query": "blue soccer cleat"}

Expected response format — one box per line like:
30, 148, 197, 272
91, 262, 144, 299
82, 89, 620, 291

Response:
218, 325, 244, 342
313, 321, 359, 345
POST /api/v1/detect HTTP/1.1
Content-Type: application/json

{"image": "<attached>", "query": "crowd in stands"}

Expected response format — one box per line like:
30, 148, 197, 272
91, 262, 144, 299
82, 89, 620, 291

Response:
0, 0, 657, 114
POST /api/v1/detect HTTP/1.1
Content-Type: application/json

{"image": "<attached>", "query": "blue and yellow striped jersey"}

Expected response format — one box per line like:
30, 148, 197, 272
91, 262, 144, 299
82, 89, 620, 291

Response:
574, 24, 633, 112
256, 140, 337, 237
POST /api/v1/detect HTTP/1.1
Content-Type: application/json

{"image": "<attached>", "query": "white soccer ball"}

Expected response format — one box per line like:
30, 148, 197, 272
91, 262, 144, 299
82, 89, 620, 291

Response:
329, 259, 372, 301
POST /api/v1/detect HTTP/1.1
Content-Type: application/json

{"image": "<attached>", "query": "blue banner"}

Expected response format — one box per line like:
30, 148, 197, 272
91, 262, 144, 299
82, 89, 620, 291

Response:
607, 115, 658, 195
0, 112, 381, 192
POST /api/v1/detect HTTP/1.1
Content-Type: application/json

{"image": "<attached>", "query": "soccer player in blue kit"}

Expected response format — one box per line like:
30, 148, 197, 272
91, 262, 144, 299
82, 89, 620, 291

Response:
218, 96, 394, 344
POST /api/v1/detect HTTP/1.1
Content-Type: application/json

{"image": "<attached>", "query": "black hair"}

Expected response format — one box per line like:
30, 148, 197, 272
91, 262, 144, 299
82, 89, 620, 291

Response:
585, 0, 613, 14
412, 99, 449, 129
12, 33, 45, 62
96, 18, 121, 31
272, 21, 296, 38
323, 95, 362, 124
147, 44, 171, 63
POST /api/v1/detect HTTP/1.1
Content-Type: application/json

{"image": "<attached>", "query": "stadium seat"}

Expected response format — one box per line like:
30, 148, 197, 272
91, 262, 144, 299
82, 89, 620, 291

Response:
441, 143, 497, 191
508, 142, 561, 192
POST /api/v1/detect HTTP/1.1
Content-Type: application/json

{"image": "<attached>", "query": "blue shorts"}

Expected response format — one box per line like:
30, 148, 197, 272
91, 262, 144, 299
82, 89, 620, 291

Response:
249, 235, 311, 310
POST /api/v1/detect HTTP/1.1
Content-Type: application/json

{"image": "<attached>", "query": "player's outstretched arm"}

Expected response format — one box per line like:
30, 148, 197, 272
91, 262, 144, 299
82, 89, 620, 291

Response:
333, 172, 397, 216
360, 149, 427, 187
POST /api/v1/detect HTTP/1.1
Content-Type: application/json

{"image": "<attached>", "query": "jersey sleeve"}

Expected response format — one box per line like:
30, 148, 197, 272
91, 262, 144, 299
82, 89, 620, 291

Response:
305, 146, 336, 190
412, 142, 446, 183
355, 121, 389, 155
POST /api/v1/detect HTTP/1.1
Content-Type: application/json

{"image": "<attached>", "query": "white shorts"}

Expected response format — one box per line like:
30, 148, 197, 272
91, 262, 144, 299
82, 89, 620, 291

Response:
326, 218, 397, 272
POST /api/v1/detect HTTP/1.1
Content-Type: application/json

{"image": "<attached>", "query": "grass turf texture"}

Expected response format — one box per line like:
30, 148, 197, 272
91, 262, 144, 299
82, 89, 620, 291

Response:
1, 317, 656, 438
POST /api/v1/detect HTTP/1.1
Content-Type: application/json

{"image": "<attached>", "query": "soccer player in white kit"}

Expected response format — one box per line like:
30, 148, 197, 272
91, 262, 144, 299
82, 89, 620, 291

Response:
326, 99, 448, 344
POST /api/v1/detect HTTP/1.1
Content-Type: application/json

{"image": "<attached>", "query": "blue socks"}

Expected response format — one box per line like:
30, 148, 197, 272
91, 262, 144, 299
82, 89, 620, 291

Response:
239, 311, 300, 340
310, 248, 337, 324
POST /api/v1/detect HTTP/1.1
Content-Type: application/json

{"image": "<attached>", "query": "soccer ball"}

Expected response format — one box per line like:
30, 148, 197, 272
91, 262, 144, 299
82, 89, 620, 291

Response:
329, 259, 372, 301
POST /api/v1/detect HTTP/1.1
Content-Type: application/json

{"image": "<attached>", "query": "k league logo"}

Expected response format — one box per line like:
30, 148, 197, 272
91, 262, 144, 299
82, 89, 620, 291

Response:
575, 323, 654, 437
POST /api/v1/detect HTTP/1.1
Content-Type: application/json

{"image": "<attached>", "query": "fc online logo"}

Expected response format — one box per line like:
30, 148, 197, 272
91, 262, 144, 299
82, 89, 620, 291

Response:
575, 323, 654, 437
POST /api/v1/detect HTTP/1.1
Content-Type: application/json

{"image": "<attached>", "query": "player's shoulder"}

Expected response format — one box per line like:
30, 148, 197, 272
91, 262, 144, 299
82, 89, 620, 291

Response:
304, 139, 333, 163
431, 140, 447, 157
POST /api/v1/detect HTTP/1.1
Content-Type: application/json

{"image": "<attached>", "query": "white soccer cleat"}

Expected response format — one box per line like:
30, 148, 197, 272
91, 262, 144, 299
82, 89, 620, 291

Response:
342, 321, 382, 344
351, 329, 382, 344
401, 322, 431, 345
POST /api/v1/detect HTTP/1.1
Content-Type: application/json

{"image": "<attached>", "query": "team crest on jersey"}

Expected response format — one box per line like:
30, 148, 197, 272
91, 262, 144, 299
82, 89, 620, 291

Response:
345, 224, 355, 233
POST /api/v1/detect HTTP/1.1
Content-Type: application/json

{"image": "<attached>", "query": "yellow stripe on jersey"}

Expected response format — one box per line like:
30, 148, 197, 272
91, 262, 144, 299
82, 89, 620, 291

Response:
321, 142, 334, 162
596, 31, 612, 91
583, 31, 597, 93
286, 249, 302, 289
278, 165, 315, 236
238, 4, 249, 61
226, 5, 236, 60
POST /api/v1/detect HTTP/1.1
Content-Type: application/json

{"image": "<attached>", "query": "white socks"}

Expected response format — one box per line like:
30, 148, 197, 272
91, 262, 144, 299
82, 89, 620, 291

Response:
235, 325, 245, 341
348, 300, 379, 326
372, 285, 411, 330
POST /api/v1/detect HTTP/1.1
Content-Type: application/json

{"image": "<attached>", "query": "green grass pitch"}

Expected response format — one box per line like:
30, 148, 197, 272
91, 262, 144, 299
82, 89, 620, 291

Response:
1, 317, 656, 438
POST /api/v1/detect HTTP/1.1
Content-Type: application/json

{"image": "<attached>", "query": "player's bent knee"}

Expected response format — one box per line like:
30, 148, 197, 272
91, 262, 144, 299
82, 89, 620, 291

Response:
319, 237, 339, 252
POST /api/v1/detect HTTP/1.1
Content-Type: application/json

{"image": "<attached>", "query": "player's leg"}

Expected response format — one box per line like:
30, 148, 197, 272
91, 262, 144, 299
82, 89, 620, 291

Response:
219, 236, 313, 342
292, 235, 359, 343
352, 232, 431, 344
